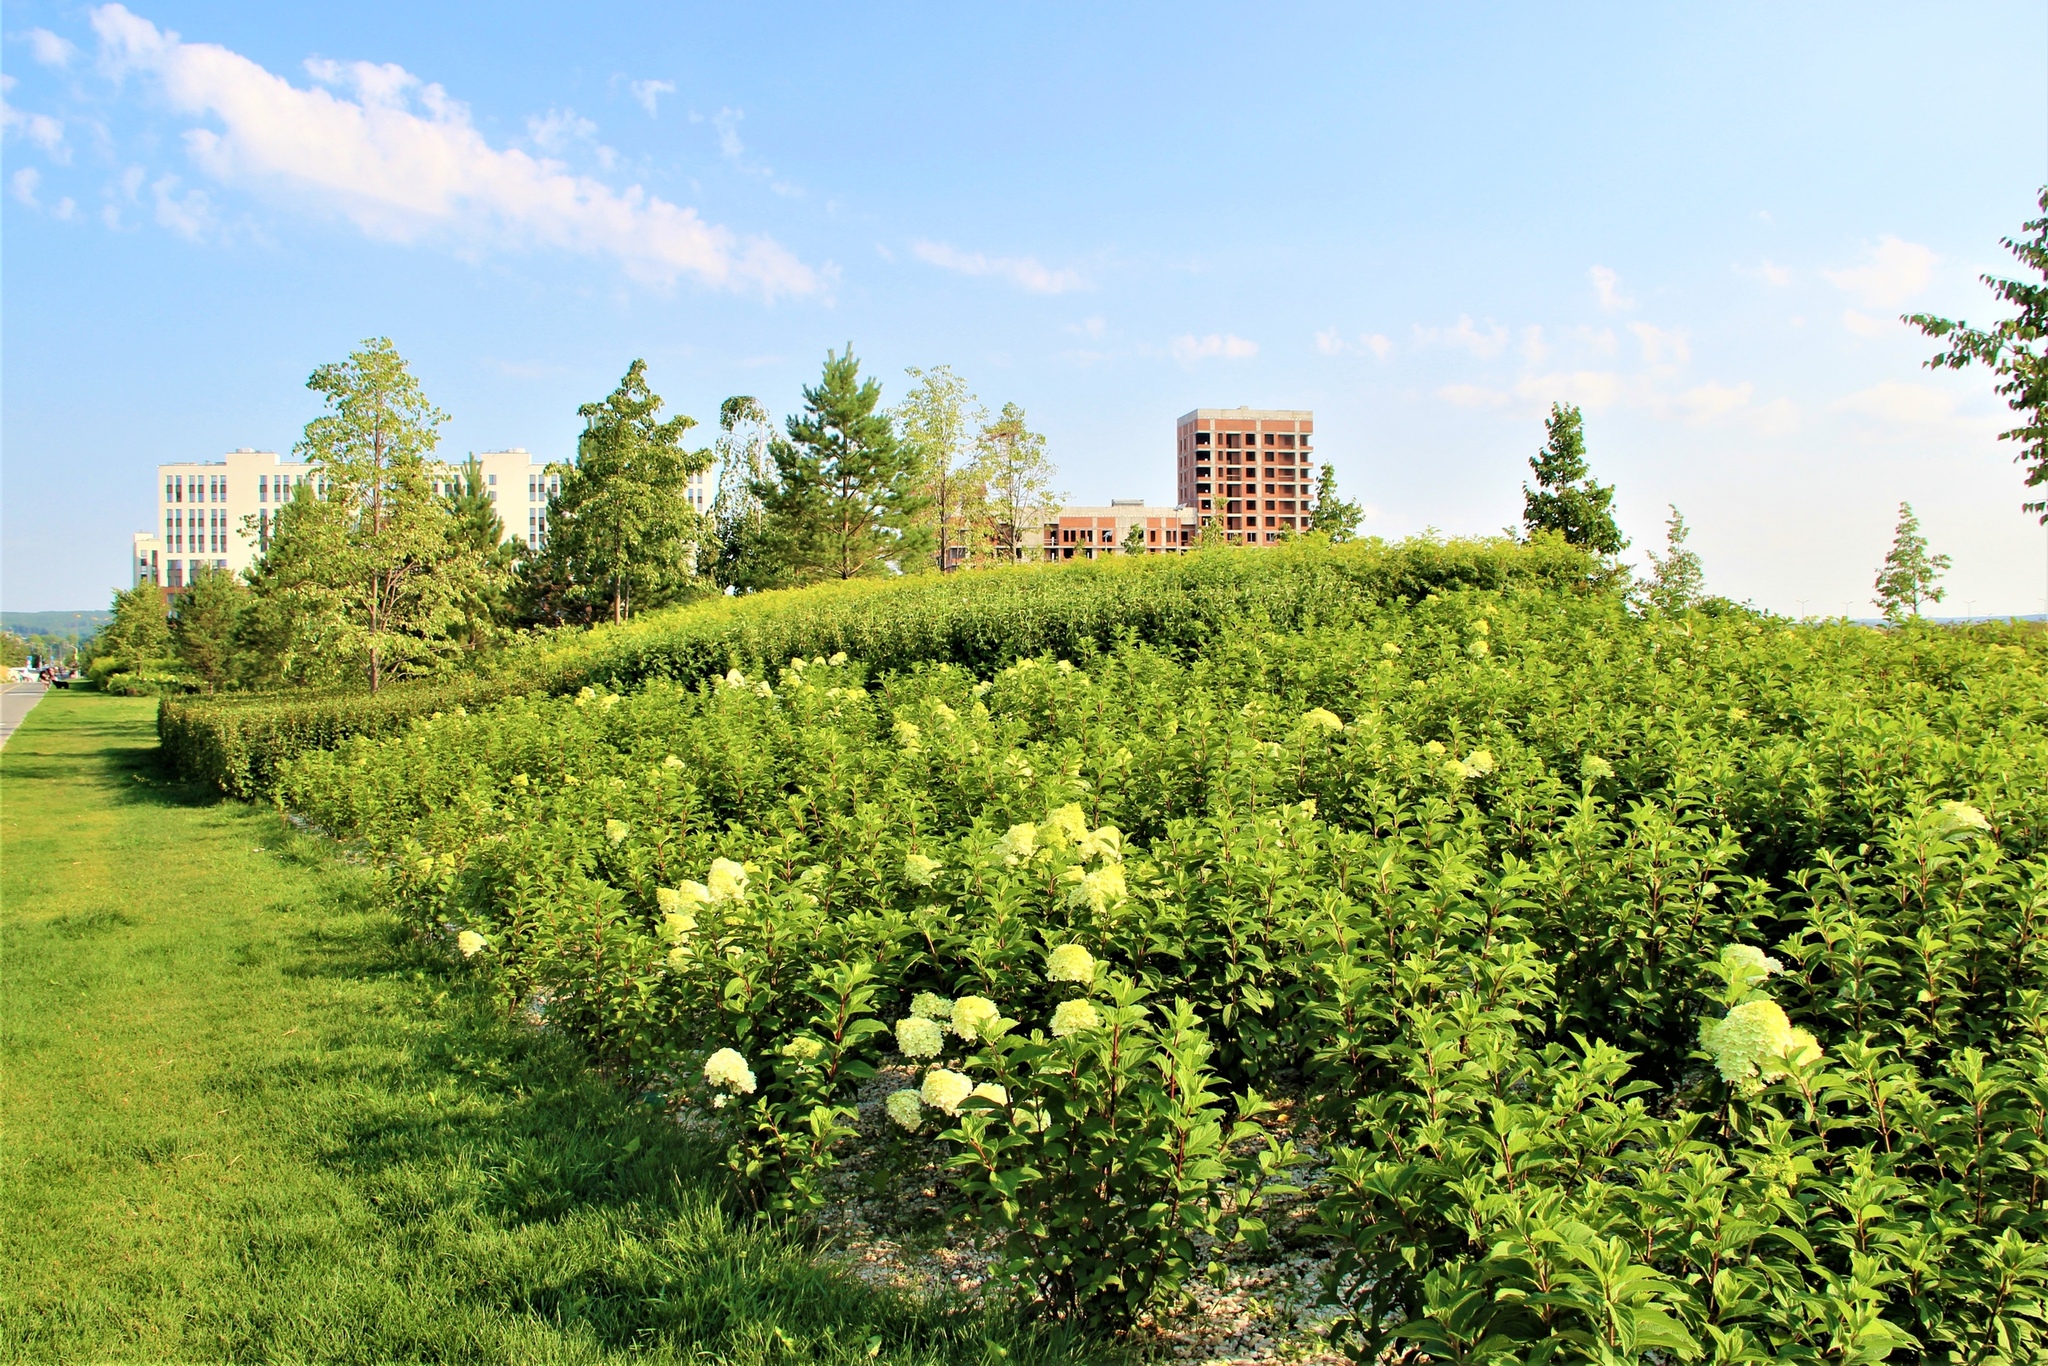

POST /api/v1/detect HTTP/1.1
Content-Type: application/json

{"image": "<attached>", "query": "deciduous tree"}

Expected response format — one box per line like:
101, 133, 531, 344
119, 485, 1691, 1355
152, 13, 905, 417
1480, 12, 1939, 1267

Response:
1307, 462, 1365, 542
1908, 187, 2048, 520
1873, 501, 1950, 623
1642, 505, 1705, 615
98, 582, 172, 661
969, 401, 1061, 564
1523, 402, 1626, 554
895, 365, 986, 573
708, 396, 776, 592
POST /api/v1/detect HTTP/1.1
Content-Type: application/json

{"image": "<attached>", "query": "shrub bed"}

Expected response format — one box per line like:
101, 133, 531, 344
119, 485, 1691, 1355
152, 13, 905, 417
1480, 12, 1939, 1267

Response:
278, 583, 2048, 1356
161, 537, 1592, 796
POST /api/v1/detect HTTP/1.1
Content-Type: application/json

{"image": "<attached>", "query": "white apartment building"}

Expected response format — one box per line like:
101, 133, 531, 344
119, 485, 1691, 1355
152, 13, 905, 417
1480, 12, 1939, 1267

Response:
134, 447, 563, 590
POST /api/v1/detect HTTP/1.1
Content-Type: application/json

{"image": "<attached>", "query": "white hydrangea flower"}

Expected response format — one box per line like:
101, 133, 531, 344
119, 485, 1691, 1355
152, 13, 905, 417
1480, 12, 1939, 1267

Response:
885, 1088, 924, 1131
456, 930, 490, 958
707, 859, 749, 902
1699, 1000, 1822, 1088
1424, 740, 1447, 757
576, 686, 596, 706
999, 823, 1038, 864
921, 1068, 974, 1114
666, 945, 691, 969
930, 702, 957, 723
1722, 943, 1782, 988
910, 991, 954, 1021
950, 995, 1000, 1041
895, 719, 922, 751
829, 652, 848, 666
781, 1035, 825, 1063
753, 681, 773, 697
1075, 825, 1123, 863
1471, 618, 1490, 635
1582, 756, 1615, 780
969, 1082, 1009, 1107
704, 1047, 757, 1094
1301, 707, 1344, 732
1047, 943, 1097, 984
1045, 804, 1088, 844
1467, 639, 1491, 658
896, 1016, 946, 1058
1382, 641, 1403, 657
658, 911, 697, 944
903, 853, 942, 886
605, 819, 630, 845
662, 754, 684, 770
1055, 660, 1075, 674
1938, 800, 1992, 834
1051, 998, 1101, 1037
1078, 864, 1127, 913
1463, 749, 1495, 776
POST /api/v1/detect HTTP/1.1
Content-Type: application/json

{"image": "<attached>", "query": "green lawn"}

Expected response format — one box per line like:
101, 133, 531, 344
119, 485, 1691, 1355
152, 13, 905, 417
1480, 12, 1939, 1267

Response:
0, 691, 1087, 1365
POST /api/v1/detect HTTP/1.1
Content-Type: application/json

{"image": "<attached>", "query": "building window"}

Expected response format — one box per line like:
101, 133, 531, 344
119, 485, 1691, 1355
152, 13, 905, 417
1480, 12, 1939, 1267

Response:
168, 559, 184, 588
1195, 432, 1210, 445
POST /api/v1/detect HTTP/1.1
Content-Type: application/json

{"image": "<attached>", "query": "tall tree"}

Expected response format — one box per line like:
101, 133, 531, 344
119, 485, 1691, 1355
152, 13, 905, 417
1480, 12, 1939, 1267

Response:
527, 360, 710, 623
1873, 501, 1951, 623
708, 396, 777, 592
1523, 402, 1627, 554
754, 347, 932, 582
1907, 188, 2048, 521
442, 455, 519, 648
895, 365, 986, 573
283, 337, 483, 691
98, 582, 172, 661
1642, 504, 1705, 615
968, 401, 1062, 564
1307, 462, 1366, 542
171, 564, 245, 692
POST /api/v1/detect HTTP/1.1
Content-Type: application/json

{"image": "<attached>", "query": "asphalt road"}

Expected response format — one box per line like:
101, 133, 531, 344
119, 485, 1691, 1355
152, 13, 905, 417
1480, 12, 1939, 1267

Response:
0, 681, 49, 749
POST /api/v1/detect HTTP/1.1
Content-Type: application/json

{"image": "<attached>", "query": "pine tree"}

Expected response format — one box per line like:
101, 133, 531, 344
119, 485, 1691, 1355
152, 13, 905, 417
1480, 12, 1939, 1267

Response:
1307, 462, 1366, 542
1872, 501, 1951, 623
754, 348, 932, 583
1643, 505, 1705, 615
171, 564, 244, 692
1523, 402, 1627, 554
441, 455, 518, 647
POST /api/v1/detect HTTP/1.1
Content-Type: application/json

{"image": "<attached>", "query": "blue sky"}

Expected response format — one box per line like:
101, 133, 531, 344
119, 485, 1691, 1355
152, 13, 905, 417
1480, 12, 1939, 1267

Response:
4, 1, 2045, 614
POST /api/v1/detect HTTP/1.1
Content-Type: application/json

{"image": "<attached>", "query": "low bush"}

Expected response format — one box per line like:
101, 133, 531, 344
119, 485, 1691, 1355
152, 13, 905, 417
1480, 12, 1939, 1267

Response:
278, 584, 2048, 1354
163, 536, 1593, 796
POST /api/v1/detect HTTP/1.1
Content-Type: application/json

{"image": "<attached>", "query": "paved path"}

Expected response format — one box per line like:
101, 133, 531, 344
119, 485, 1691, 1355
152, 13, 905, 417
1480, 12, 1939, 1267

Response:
0, 681, 48, 749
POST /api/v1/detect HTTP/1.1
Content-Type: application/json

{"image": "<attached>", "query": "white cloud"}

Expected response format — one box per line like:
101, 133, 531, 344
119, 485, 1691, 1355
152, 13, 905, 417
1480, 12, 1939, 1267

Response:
1629, 322, 1691, 367
1513, 370, 1626, 412
913, 239, 1084, 294
629, 78, 675, 117
1316, 328, 1393, 359
151, 172, 211, 238
1171, 333, 1258, 363
12, 166, 40, 205
1589, 265, 1633, 312
90, 5, 817, 296
1841, 310, 1892, 339
1836, 380, 1955, 425
1437, 383, 1510, 408
1675, 380, 1753, 423
1415, 314, 1508, 358
701, 105, 802, 197
1824, 236, 1936, 309
528, 107, 596, 153
1738, 259, 1792, 287
27, 27, 79, 67
1520, 325, 1549, 364
1070, 315, 1107, 339
1, 81, 68, 159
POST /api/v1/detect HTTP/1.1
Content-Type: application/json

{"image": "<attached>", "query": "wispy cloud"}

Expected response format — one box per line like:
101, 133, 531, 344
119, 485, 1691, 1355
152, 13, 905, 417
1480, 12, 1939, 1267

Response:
1589, 265, 1633, 312
1414, 315, 1507, 358
1737, 259, 1793, 287
628, 78, 675, 117
90, 5, 819, 296
1316, 328, 1392, 359
12, 166, 40, 205
1171, 333, 1257, 363
1824, 236, 1936, 309
1, 75, 69, 160
1835, 380, 1956, 426
1628, 322, 1690, 367
913, 239, 1085, 294
1437, 383, 1509, 408
1841, 310, 1893, 339
27, 27, 79, 67
699, 105, 802, 197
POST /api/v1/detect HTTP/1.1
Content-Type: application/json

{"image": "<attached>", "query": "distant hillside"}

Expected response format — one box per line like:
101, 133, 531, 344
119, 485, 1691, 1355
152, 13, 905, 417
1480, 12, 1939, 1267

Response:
1, 611, 112, 641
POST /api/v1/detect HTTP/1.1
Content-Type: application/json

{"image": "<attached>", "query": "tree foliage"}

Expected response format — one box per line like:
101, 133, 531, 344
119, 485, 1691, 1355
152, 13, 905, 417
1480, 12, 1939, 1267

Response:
524, 360, 711, 624
969, 401, 1062, 564
1307, 461, 1365, 542
1873, 500, 1951, 622
1642, 503, 1705, 615
707, 396, 776, 592
1908, 186, 2048, 520
98, 582, 172, 661
171, 565, 245, 692
753, 348, 931, 583
1524, 402, 1627, 554
895, 365, 986, 573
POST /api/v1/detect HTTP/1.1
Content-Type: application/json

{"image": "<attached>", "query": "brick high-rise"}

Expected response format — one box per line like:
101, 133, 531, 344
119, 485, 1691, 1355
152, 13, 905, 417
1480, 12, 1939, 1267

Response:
1174, 407, 1315, 544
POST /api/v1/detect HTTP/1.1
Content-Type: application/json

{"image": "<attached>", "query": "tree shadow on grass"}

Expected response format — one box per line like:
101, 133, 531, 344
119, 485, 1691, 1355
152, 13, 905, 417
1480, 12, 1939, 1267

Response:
216, 871, 1109, 1364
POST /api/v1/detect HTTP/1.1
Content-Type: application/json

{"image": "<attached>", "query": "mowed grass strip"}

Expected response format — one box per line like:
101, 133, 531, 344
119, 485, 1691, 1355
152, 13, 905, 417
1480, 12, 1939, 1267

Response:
0, 692, 1092, 1365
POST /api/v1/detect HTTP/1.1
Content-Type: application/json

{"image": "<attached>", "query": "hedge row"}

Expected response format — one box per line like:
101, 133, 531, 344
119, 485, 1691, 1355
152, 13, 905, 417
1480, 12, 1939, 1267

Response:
160, 536, 1596, 797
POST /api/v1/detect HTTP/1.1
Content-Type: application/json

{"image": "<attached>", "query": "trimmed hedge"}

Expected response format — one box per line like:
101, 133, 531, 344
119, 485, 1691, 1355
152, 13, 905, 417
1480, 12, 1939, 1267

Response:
161, 536, 1596, 797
